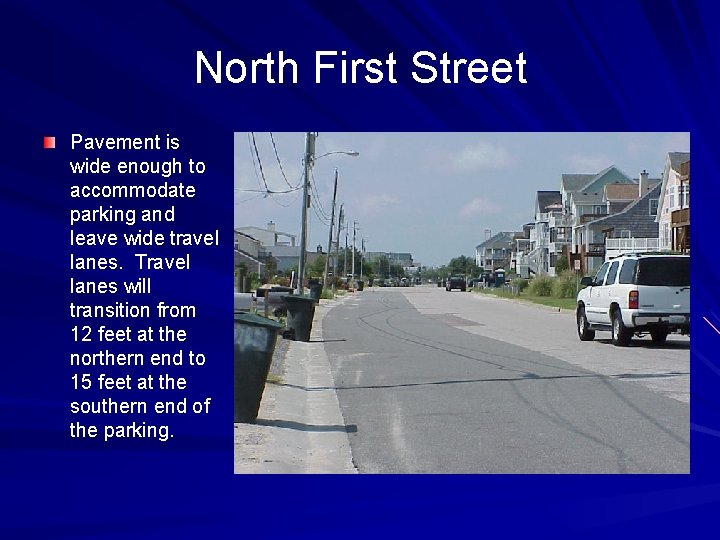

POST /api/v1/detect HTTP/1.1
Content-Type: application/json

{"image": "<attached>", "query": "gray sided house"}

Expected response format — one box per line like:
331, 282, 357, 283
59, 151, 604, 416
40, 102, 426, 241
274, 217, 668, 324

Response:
563, 165, 661, 274
475, 232, 518, 272
582, 183, 662, 264
528, 190, 568, 276
234, 231, 266, 275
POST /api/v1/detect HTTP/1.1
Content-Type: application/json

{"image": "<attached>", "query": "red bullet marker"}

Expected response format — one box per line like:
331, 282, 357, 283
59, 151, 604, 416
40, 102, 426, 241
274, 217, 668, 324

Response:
43, 136, 55, 149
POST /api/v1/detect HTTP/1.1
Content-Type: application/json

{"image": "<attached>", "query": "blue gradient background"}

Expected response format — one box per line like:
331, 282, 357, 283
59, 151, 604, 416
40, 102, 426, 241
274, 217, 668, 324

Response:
1, 0, 718, 537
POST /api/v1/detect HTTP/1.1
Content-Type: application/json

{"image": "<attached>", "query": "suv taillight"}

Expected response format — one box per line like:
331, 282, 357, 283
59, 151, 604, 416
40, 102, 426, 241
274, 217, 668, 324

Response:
628, 290, 639, 309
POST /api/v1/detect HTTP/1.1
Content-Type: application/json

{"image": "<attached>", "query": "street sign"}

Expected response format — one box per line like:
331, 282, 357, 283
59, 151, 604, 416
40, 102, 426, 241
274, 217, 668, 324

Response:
574, 259, 581, 271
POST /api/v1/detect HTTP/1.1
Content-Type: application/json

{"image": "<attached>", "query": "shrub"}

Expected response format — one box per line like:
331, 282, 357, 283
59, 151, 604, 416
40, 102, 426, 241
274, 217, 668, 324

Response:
528, 274, 553, 296
320, 288, 334, 300
552, 271, 578, 298
513, 278, 529, 292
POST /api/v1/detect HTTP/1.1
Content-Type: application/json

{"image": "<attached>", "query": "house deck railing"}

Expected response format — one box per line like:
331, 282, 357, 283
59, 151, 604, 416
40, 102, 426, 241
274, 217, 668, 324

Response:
605, 237, 660, 251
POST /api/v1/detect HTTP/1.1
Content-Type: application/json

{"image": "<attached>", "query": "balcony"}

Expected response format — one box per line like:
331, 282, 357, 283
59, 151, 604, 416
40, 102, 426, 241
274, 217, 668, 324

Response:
548, 214, 570, 229
671, 207, 690, 227
586, 243, 605, 258
605, 237, 663, 260
579, 213, 609, 224
605, 237, 660, 251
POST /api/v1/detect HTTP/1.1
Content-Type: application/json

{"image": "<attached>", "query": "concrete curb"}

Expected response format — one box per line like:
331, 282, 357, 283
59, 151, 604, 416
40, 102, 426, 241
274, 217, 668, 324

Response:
234, 294, 357, 474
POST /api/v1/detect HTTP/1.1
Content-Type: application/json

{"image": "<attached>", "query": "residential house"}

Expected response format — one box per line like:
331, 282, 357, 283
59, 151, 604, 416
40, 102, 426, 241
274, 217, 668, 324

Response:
235, 221, 296, 248
656, 152, 690, 252
573, 171, 661, 269
512, 224, 533, 278
560, 165, 638, 274
525, 190, 570, 276
583, 183, 663, 261
233, 231, 265, 275
475, 232, 518, 272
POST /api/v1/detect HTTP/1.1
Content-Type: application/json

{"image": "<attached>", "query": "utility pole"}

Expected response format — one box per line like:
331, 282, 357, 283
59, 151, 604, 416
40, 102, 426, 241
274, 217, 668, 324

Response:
297, 132, 316, 295
323, 168, 338, 288
333, 204, 344, 289
352, 221, 357, 289
344, 223, 348, 279
360, 237, 365, 284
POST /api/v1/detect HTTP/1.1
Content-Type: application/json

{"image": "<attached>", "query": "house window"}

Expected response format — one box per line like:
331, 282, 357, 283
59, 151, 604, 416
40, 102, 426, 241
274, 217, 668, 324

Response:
680, 184, 690, 207
620, 230, 631, 239
649, 198, 659, 215
593, 205, 604, 214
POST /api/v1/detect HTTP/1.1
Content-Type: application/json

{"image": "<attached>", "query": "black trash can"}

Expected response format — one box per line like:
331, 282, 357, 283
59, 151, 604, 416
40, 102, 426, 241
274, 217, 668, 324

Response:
437, 280, 442, 287
283, 295, 317, 342
307, 279, 323, 301
357, 280, 364, 291
233, 313, 284, 423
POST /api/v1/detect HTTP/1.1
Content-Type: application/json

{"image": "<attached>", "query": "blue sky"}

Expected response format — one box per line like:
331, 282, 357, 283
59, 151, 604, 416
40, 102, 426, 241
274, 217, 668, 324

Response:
234, 132, 689, 267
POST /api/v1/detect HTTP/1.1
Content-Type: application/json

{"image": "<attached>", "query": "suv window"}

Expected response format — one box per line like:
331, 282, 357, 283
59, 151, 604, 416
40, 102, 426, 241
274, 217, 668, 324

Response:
605, 261, 619, 285
637, 257, 690, 286
593, 262, 609, 285
618, 259, 637, 284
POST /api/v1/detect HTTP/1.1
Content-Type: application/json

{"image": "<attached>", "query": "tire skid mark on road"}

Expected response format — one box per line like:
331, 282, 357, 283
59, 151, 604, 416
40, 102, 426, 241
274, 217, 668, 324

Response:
357, 307, 529, 376
542, 378, 637, 472
364, 294, 590, 377
508, 378, 634, 473
596, 375, 689, 447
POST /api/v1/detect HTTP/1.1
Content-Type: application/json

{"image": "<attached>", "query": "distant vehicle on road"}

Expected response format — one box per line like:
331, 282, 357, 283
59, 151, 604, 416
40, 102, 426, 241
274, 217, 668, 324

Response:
446, 276, 466, 292
576, 254, 690, 346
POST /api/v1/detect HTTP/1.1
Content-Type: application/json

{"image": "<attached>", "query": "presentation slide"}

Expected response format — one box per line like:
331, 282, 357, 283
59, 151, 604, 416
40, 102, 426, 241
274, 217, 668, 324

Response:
2, 1, 718, 537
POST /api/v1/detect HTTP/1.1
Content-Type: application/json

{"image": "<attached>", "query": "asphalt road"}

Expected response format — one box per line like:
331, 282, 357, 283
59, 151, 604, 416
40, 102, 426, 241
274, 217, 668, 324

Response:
322, 285, 689, 473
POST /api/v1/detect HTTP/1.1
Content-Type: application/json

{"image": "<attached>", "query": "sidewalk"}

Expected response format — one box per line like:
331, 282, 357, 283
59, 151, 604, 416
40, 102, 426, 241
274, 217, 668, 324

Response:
234, 294, 357, 474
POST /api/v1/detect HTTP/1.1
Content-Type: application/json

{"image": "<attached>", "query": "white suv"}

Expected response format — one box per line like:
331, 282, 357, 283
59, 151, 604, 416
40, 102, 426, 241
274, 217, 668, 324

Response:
576, 254, 690, 346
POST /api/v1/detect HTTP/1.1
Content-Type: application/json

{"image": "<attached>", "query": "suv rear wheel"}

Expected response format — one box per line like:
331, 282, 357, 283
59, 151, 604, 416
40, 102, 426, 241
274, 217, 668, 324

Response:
611, 309, 632, 346
577, 306, 595, 341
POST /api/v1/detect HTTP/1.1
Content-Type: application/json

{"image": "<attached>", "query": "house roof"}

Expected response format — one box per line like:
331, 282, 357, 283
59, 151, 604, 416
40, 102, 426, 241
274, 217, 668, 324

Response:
234, 249, 265, 268
604, 180, 660, 201
234, 230, 261, 243
605, 184, 642, 201
235, 225, 296, 239
475, 231, 518, 250
561, 174, 596, 192
572, 191, 607, 204
668, 152, 690, 173
656, 152, 690, 222
536, 190, 561, 212
577, 165, 631, 192
586, 183, 662, 238
565, 166, 636, 205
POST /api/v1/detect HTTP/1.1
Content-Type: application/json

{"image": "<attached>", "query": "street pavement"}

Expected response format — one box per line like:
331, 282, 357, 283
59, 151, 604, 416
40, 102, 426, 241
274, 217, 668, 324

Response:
235, 285, 689, 474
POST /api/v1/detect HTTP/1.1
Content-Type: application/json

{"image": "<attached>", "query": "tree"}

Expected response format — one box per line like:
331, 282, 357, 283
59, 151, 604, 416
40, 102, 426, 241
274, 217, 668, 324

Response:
263, 258, 277, 281
555, 254, 569, 273
307, 254, 326, 277
335, 247, 362, 276
447, 255, 477, 276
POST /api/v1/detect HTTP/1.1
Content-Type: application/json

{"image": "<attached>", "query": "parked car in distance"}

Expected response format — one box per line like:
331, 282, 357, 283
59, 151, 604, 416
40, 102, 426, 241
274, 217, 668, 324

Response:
446, 276, 467, 292
576, 254, 690, 346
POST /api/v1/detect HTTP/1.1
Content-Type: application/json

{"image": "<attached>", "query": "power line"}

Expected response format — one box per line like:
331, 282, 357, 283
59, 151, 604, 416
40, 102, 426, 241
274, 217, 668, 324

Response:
311, 203, 331, 226
246, 133, 266, 191
309, 169, 331, 220
269, 132, 299, 189
250, 132, 270, 191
